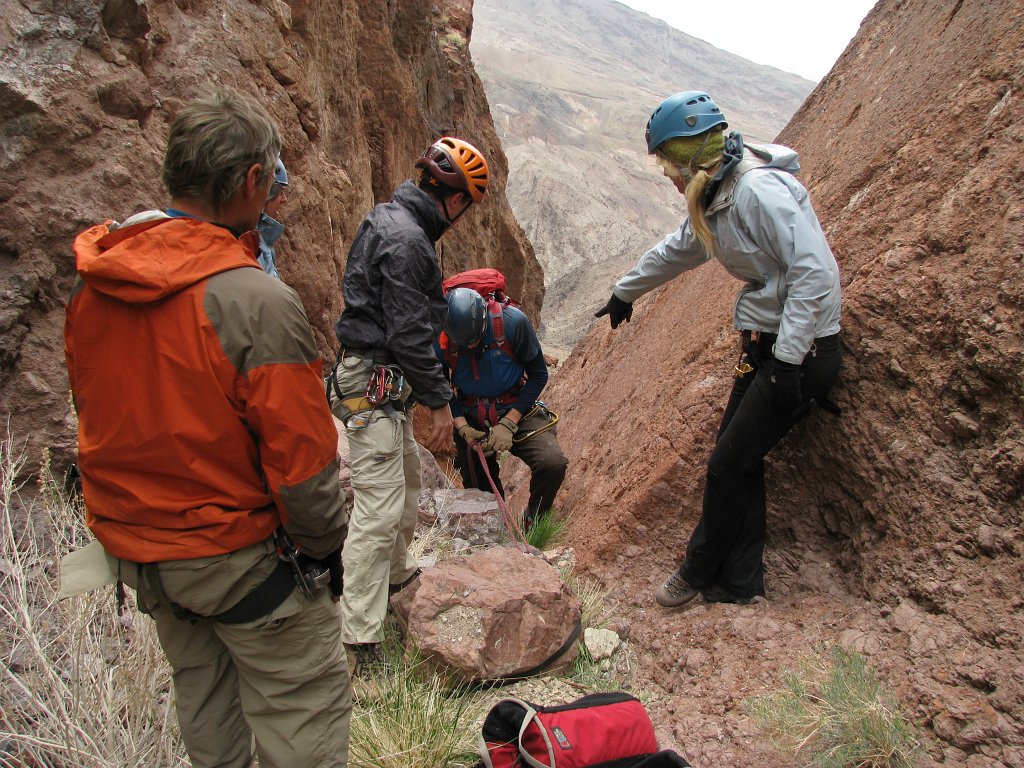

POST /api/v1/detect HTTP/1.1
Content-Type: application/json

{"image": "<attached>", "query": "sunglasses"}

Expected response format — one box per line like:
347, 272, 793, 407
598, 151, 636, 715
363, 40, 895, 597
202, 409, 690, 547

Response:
269, 182, 289, 200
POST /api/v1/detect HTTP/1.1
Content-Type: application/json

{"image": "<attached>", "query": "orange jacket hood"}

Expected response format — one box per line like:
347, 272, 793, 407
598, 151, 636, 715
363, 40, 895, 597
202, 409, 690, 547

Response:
73, 214, 262, 303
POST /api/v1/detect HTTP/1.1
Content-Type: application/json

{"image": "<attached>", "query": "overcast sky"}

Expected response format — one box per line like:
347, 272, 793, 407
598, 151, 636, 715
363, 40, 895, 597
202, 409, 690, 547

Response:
615, 0, 878, 82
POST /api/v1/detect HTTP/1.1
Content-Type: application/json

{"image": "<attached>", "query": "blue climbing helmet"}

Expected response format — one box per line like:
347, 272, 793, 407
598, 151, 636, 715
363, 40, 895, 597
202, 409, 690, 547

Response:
444, 287, 489, 347
645, 91, 728, 154
273, 158, 288, 186
268, 158, 289, 200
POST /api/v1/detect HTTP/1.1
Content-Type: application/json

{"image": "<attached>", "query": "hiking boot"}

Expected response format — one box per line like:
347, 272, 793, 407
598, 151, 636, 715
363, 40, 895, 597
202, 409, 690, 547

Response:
388, 567, 422, 596
700, 583, 754, 605
345, 642, 386, 680
654, 570, 699, 608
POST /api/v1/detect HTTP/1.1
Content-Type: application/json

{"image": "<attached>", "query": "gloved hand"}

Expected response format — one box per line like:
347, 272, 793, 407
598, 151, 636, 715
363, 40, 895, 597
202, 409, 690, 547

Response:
484, 417, 517, 454
324, 550, 344, 601
767, 358, 803, 414
457, 423, 486, 444
594, 294, 633, 329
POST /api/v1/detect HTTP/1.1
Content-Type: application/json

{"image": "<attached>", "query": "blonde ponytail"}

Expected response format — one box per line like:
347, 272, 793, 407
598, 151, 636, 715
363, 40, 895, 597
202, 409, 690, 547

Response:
685, 166, 717, 258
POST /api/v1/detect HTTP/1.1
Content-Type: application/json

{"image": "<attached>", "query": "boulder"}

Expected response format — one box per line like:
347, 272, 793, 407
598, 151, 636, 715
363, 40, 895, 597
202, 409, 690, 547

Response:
438, 488, 514, 548
391, 547, 582, 682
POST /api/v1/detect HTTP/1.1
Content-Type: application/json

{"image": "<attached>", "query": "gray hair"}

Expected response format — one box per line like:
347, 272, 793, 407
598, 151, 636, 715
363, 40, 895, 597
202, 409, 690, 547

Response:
161, 88, 282, 211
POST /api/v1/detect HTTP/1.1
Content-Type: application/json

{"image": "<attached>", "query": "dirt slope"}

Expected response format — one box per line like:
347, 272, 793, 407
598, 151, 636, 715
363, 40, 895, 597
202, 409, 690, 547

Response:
520, 0, 1024, 763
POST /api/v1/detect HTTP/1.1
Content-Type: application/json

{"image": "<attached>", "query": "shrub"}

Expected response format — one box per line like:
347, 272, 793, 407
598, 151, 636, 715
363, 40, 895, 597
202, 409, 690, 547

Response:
744, 644, 920, 768
0, 438, 187, 767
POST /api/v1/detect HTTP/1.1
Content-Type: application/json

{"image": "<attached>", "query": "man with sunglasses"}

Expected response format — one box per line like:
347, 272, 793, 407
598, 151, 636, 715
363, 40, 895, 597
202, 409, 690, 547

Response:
257, 158, 290, 278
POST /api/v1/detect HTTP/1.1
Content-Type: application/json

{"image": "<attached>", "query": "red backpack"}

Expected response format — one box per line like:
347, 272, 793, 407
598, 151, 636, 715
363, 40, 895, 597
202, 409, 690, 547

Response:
476, 692, 691, 768
440, 268, 519, 371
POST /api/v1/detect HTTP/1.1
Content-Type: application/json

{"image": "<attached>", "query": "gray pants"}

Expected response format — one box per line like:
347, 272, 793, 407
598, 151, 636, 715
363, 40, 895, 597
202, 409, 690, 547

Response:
331, 355, 421, 644
118, 539, 351, 768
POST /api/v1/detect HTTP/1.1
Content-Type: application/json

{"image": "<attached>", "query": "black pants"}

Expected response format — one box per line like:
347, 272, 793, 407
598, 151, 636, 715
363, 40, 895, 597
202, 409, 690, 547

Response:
453, 410, 568, 522
680, 333, 841, 599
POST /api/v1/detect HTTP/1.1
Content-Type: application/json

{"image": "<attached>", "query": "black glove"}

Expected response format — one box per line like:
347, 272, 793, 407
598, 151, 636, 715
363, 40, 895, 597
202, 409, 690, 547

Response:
767, 358, 803, 415
594, 294, 633, 329
325, 550, 344, 599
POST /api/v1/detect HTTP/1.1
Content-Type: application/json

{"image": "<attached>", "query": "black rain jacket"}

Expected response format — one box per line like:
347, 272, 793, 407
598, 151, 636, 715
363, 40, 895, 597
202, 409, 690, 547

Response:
334, 181, 452, 409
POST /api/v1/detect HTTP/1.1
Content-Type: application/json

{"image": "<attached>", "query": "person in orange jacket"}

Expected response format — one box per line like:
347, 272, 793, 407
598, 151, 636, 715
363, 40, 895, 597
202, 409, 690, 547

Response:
64, 89, 351, 768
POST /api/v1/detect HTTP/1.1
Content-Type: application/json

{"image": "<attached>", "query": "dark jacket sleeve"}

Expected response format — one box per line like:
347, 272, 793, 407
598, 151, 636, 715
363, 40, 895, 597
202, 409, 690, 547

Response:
508, 310, 547, 414
379, 239, 452, 409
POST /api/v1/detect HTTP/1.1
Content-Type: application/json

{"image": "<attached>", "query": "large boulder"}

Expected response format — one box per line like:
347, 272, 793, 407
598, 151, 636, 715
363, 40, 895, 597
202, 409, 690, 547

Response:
391, 546, 581, 682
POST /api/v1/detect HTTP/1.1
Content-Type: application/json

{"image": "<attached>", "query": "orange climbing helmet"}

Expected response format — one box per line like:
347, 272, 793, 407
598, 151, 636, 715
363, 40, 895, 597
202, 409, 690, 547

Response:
415, 137, 490, 203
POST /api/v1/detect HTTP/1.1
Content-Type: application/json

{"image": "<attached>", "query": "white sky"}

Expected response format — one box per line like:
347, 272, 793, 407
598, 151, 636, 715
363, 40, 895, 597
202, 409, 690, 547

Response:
615, 0, 878, 82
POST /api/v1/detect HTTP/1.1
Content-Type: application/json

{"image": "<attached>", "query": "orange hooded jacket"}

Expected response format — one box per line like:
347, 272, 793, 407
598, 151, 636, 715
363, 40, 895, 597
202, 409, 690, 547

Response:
65, 214, 347, 562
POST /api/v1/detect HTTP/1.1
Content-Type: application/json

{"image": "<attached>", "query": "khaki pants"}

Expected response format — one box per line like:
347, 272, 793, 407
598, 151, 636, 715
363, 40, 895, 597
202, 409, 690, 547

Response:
118, 539, 351, 768
332, 356, 421, 645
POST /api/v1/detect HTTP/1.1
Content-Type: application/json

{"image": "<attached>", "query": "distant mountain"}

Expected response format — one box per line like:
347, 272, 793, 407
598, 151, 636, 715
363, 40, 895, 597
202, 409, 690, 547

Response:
471, 0, 814, 355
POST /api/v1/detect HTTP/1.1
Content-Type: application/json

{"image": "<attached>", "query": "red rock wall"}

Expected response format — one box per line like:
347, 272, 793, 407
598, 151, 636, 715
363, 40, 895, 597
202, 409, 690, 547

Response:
0, 0, 540, 474
545, 0, 1023, 631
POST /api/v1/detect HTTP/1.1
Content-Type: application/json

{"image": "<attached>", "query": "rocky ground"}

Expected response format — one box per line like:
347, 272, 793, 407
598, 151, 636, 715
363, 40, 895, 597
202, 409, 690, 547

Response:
433, 495, 1023, 767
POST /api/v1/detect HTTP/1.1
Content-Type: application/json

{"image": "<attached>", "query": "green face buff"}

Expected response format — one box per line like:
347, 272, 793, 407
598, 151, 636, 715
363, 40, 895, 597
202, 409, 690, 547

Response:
657, 131, 726, 175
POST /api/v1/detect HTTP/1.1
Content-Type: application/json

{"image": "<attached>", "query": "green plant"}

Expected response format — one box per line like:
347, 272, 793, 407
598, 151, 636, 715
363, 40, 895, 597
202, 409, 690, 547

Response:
524, 508, 567, 550
565, 571, 612, 631
569, 644, 620, 692
348, 647, 483, 768
744, 645, 920, 768
0, 438, 187, 767
439, 30, 467, 50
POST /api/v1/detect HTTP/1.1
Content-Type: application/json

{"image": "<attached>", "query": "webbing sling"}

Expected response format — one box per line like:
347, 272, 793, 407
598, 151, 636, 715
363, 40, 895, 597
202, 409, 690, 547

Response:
136, 559, 296, 625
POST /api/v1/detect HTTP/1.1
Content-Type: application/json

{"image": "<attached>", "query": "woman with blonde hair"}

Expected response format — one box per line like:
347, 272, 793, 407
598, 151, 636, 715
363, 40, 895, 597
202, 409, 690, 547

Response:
596, 90, 842, 606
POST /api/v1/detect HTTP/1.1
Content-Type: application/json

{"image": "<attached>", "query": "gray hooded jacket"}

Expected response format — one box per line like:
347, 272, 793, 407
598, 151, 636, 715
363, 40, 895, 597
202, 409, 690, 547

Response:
612, 143, 841, 364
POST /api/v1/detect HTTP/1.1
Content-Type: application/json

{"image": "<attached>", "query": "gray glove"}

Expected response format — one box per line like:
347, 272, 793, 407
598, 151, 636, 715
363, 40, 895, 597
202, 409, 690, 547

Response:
457, 423, 486, 444
483, 417, 517, 453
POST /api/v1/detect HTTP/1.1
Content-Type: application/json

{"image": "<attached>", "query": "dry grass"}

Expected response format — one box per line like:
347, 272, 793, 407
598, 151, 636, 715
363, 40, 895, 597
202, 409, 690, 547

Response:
0, 435, 627, 767
0, 439, 186, 767
348, 649, 484, 768
744, 644, 920, 768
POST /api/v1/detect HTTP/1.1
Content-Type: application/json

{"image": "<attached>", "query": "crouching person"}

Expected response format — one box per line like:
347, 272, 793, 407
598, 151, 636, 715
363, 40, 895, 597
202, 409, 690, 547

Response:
441, 287, 568, 530
64, 88, 351, 768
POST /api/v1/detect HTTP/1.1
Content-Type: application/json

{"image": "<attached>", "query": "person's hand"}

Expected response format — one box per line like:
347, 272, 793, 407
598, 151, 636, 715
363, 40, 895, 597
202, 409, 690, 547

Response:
424, 406, 454, 453
324, 550, 344, 602
483, 417, 517, 453
594, 294, 633, 329
767, 359, 803, 414
457, 423, 486, 444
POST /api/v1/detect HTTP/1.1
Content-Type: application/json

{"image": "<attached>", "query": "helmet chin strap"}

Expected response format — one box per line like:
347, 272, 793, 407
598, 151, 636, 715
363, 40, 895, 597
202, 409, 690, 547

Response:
441, 195, 472, 231
685, 130, 714, 176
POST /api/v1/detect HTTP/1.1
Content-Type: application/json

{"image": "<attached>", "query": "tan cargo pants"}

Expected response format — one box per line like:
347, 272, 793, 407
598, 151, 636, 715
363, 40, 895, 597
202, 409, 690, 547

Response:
331, 355, 421, 645
117, 538, 351, 768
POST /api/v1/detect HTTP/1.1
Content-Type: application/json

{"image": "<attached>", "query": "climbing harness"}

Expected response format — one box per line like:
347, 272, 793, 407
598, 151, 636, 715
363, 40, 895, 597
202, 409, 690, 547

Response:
325, 352, 407, 431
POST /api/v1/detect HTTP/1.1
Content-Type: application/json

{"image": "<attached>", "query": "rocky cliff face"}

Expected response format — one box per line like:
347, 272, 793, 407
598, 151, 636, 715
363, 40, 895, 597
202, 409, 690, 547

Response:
0, 0, 539, 474
536, 0, 1023, 760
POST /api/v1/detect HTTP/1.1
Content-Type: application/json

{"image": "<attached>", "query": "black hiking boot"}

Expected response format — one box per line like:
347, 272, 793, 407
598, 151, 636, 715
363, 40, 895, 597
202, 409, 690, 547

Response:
345, 642, 387, 680
700, 583, 754, 605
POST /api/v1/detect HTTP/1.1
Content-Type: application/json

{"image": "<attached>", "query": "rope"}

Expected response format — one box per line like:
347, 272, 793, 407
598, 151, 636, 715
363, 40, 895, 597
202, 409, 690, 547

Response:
472, 443, 529, 549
